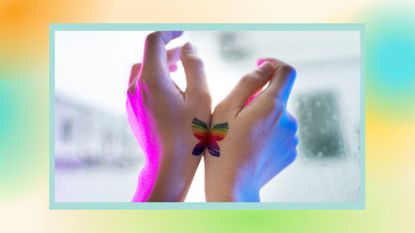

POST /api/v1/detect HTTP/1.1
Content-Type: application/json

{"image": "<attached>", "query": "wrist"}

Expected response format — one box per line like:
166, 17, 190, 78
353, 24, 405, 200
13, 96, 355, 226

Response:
205, 182, 260, 202
133, 150, 197, 202
205, 159, 261, 202
133, 161, 188, 202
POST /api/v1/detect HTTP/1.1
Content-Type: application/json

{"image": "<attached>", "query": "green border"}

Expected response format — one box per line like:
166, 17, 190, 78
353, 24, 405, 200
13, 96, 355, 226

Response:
49, 23, 365, 210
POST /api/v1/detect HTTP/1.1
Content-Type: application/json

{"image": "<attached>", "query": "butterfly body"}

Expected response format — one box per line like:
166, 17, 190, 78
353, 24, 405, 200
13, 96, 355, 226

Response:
191, 118, 229, 157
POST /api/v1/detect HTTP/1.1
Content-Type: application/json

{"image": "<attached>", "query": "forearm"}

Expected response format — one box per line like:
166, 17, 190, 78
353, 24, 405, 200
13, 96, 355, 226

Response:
132, 153, 199, 202
205, 186, 260, 202
205, 166, 260, 202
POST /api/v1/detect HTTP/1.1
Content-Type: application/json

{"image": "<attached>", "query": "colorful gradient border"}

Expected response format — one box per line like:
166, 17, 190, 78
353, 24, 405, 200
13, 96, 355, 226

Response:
50, 24, 365, 210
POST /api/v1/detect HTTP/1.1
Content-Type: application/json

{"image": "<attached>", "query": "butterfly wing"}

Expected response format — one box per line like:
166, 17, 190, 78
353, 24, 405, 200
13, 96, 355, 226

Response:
192, 141, 206, 156
209, 122, 229, 142
207, 122, 229, 157
191, 118, 209, 156
207, 141, 220, 157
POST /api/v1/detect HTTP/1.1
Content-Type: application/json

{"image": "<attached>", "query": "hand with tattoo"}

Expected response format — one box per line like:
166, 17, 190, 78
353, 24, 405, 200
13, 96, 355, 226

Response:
204, 58, 298, 202
126, 31, 211, 201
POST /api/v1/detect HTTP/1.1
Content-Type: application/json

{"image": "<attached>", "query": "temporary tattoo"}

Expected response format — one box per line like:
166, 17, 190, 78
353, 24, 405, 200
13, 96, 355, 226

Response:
191, 118, 229, 157
206, 122, 229, 157
191, 118, 209, 156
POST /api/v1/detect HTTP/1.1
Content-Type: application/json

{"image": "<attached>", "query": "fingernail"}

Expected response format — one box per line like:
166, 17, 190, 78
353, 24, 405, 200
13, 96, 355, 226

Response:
258, 61, 275, 74
172, 31, 183, 37
169, 64, 178, 72
257, 58, 277, 69
257, 58, 266, 66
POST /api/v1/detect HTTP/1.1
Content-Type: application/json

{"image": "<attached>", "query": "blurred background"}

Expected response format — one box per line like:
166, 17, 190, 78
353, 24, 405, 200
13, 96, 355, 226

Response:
54, 30, 361, 202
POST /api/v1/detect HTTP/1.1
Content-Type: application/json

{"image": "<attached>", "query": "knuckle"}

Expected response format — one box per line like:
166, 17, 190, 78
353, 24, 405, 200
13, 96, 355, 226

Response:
146, 31, 162, 43
286, 113, 298, 131
240, 74, 257, 84
258, 97, 284, 116
138, 74, 149, 85
280, 64, 295, 73
290, 118, 298, 132
183, 54, 204, 67
139, 73, 157, 87
254, 67, 270, 77
137, 87, 152, 105
214, 100, 229, 113
287, 149, 298, 165
293, 135, 299, 146
253, 69, 264, 76
266, 98, 279, 110
137, 77, 158, 93
279, 64, 297, 77
268, 97, 285, 111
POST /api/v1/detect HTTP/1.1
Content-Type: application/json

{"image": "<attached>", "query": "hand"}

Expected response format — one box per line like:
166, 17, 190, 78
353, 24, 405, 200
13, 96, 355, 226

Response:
126, 31, 211, 201
204, 58, 298, 202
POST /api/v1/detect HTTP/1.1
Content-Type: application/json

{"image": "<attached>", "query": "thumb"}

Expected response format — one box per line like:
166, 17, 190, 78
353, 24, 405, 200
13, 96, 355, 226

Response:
181, 43, 209, 95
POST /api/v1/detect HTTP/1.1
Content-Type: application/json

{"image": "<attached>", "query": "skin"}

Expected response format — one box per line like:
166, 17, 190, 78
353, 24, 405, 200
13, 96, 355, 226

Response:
126, 31, 298, 202
204, 58, 298, 202
126, 31, 211, 201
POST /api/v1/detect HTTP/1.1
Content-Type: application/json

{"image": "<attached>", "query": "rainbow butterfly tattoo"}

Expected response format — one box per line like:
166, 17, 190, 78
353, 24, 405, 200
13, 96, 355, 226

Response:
191, 118, 229, 157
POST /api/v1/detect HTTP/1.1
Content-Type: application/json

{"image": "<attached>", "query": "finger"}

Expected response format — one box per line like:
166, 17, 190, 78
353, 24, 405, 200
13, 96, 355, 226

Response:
293, 134, 299, 147
281, 111, 298, 132
244, 58, 279, 107
167, 47, 182, 67
134, 47, 180, 92
271, 111, 297, 144
141, 31, 183, 83
224, 61, 275, 114
257, 57, 284, 67
166, 47, 181, 72
169, 63, 178, 72
128, 63, 141, 94
181, 42, 209, 95
244, 60, 279, 106
244, 89, 261, 107
262, 59, 296, 104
